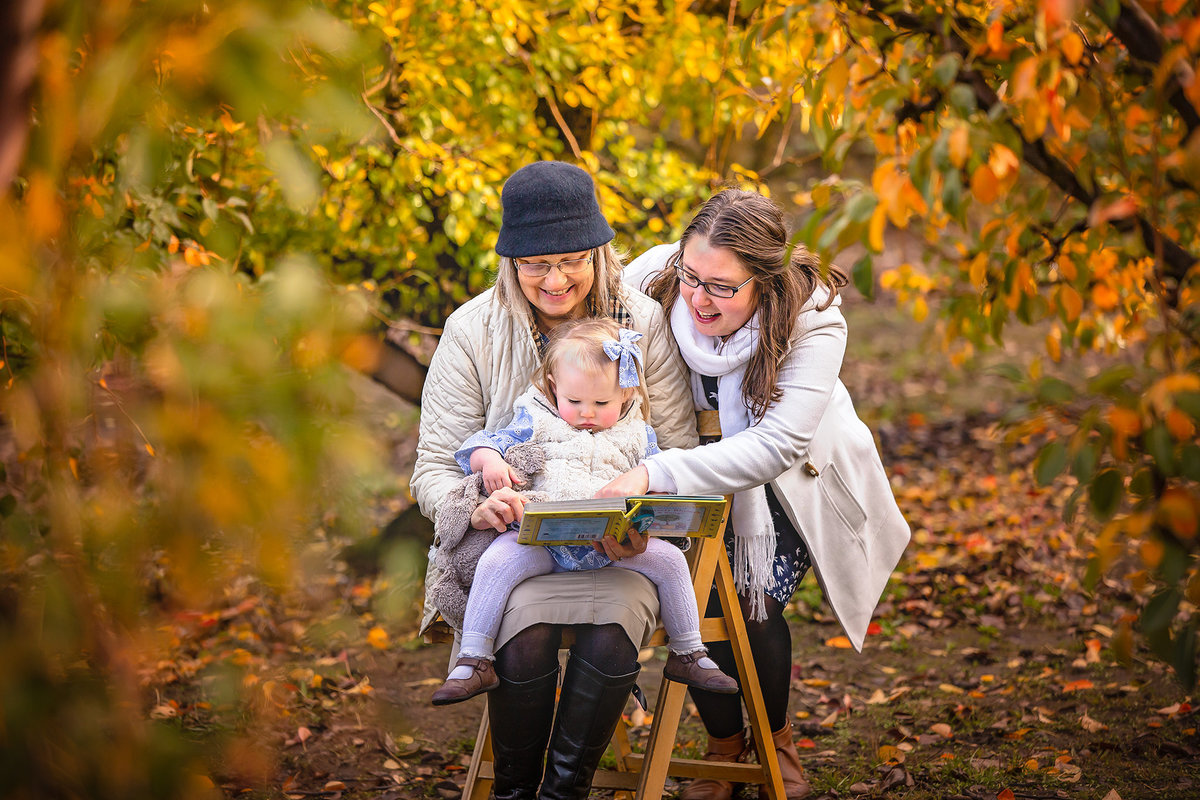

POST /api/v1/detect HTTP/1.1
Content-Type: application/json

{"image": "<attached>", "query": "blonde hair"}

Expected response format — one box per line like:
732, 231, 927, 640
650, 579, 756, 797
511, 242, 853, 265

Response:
493, 243, 627, 325
533, 317, 651, 422
645, 189, 847, 422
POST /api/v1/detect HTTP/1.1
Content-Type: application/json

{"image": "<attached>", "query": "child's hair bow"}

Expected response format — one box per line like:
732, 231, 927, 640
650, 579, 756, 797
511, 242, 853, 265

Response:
603, 329, 644, 388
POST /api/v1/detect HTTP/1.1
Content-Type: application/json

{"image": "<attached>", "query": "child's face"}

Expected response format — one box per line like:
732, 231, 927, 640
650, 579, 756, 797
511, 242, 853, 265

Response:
550, 362, 631, 432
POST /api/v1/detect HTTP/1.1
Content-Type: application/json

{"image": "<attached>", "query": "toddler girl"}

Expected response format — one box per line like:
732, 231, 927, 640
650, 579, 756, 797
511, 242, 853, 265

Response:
432, 318, 738, 705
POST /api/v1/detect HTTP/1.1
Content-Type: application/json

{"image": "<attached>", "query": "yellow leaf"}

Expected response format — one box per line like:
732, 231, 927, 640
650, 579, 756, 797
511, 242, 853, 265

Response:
868, 205, 887, 252
145, 443, 156, 457
988, 145, 1019, 180
912, 295, 929, 322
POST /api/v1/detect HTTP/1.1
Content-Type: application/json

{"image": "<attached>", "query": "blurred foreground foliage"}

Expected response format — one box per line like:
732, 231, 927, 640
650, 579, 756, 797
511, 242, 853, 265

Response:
2, 1, 393, 797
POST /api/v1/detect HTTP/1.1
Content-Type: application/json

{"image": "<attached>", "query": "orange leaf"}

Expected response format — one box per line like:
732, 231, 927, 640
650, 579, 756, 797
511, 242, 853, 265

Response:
1059, 284, 1083, 322
970, 165, 999, 204
367, 626, 390, 649
1062, 32, 1084, 64
948, 126, 970, 168
1157, 488, 1198, 540
825, 635, 852, 649
999, 789, 1016, 800
796, 738, 816, 749
1063, 679, 1094, 692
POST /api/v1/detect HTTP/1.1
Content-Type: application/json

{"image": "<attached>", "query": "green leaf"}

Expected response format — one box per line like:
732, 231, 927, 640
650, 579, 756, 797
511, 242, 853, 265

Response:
1174, 621, 1197, 690
1143, 586, 1182, 634
932, 53, 962, 88
1071, 442, 1098, 482
844, 192, 878, 223
1087, 365, 1135, 395
851, 253, 874, 301
947, 84, 976, 115
1129, 466, 1158, 498
1089, 468, 1123, 520
1034, 440, 1067, 486
1176, 392, 1200, 421
1036, 377, 1074, 404
1143, 424, 1176, 477
988, 363, 1024, 384
1181, 444, 1200, 481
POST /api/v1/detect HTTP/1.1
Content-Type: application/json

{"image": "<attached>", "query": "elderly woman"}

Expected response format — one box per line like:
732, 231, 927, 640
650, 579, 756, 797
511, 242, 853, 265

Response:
412, 161, 696, 800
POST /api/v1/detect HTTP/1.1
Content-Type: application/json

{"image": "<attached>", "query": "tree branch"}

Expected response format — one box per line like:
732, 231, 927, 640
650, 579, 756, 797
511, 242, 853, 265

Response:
865, 0, 1197, 296
1104, 0, 1200, 141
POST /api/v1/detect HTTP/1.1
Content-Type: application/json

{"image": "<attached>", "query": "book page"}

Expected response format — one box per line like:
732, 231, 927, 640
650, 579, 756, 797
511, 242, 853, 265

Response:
527, 515, 612, 543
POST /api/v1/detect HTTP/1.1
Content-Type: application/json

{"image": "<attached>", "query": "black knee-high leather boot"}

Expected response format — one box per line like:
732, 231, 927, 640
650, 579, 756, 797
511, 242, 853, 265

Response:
538, 654, 640, 800
488, 666, 560, 800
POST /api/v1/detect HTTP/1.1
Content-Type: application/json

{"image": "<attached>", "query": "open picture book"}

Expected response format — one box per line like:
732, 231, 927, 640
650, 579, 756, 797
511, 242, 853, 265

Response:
516, 495, 728, 546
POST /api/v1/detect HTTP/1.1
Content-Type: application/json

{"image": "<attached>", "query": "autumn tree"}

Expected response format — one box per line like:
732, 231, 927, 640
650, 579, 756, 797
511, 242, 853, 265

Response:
739, 0, 1200, 682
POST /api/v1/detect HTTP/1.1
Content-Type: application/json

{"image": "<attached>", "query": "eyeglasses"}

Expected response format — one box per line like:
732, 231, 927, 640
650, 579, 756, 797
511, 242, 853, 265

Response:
671, 254, 754, 298
514, 251, 594, 278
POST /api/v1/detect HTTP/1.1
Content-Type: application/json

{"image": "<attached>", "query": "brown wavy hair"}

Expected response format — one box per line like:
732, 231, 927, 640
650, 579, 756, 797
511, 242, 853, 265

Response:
533, 317, 651, 421
644, 189, 847, 422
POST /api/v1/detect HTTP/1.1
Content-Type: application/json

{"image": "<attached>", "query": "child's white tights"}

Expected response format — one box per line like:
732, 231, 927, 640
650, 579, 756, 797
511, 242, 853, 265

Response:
452, 532, 713, 678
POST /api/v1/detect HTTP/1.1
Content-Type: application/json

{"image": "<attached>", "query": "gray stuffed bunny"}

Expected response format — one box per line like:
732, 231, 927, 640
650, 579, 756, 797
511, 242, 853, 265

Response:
428, 441, 550, 630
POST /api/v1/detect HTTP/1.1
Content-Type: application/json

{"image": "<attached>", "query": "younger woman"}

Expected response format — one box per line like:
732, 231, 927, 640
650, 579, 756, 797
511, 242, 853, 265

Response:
603, 190, 911, 800
431, 317, 738, 706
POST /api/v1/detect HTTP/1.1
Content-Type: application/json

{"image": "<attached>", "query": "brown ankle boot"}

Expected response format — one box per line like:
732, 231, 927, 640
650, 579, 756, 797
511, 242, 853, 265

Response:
680, 729, 748, 800
758, 722, 811, 800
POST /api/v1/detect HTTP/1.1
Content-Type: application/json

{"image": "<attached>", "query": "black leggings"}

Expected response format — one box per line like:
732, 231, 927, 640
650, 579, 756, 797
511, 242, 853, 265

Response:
689, 589, 792, 737
494, 621, 640, 681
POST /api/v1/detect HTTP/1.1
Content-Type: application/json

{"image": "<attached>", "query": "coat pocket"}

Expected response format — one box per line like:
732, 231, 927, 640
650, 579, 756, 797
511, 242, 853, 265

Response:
816, 461, 869, 552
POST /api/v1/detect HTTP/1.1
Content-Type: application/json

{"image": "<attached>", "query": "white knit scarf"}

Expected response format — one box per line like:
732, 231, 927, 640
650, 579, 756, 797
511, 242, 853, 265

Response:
668, 297, 775, 621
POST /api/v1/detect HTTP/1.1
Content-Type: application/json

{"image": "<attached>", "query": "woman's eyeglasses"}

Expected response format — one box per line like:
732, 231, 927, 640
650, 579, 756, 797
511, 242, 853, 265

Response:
514, 251, 594, 278
671, 254, 754, 298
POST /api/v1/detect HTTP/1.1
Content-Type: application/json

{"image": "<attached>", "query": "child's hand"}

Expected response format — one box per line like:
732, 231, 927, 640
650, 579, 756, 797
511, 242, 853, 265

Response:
471, 447, 520, 493
482, 461, 521, 493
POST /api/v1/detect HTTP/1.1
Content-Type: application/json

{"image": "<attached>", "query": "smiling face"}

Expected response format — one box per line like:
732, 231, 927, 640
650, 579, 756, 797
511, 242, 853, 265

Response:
549, 362, 631, 432
516, 250, 596, 331
677, 236, 759, 339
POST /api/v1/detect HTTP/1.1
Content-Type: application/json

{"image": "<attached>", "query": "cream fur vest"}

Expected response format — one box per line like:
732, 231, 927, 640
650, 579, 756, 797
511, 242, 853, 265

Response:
520, 388, 649, 501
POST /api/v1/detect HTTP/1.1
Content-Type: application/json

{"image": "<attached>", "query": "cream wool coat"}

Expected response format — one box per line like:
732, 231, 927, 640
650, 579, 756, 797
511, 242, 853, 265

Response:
627, 244, 911, 651
413, 285, 698, 638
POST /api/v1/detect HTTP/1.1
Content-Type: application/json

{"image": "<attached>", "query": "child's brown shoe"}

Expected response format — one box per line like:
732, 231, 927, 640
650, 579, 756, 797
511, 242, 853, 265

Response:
663, 651, 739, 694
431, 656, 499, 705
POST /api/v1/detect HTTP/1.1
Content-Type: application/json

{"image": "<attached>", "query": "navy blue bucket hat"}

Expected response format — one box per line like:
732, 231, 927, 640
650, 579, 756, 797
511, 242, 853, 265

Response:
495, 161, 615, 258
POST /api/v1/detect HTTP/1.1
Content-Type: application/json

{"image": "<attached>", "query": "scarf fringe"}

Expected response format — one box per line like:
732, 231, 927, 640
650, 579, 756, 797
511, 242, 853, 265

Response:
733, 519, 775, 622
